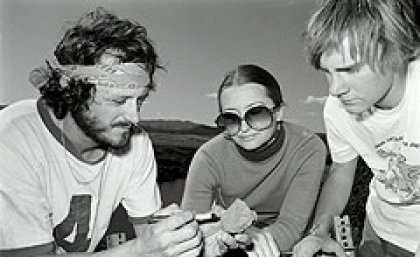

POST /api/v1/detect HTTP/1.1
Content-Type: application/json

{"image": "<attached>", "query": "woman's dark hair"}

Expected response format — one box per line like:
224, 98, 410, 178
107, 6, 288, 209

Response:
217, 64, 284, 112
38, 7, 162, 119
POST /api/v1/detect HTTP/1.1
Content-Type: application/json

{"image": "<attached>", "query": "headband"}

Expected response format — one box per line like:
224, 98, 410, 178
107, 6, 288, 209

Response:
30, 61, 149, 90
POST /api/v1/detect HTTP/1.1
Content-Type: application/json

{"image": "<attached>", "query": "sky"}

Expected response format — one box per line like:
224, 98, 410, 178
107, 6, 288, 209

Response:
0, 0, 329, 132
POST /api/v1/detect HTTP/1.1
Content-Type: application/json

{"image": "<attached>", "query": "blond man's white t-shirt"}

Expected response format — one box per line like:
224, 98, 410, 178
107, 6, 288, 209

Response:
0, 99, 161, 252
324, 60, 420, 253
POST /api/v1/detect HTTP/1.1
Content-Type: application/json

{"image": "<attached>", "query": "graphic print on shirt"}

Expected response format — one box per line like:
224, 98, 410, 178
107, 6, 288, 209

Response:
375, 136, 420, 203
53, 195, 92, 252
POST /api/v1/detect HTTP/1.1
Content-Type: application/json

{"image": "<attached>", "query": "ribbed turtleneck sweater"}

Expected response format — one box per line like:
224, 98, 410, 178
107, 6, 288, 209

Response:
182, 122, 327, 251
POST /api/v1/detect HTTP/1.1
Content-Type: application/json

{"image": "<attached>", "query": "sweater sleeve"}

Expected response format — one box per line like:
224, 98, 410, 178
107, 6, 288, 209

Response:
264, 136, 327, 251
181, 147, 220, 213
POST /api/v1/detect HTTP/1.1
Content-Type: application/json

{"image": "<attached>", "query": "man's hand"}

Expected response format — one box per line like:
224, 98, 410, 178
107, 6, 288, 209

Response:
133, 206, 203, 257
293, 234, 346, 257
247, 230, 279, 257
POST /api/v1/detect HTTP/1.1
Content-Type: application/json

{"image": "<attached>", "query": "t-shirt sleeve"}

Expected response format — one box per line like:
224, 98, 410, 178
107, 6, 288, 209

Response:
324, 97, 358, 163
0, 140, 53, 249
121, 134, 161, 220
181, 146, 219, 213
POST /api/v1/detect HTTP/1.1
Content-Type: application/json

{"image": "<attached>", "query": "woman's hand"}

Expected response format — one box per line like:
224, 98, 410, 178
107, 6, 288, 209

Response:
200, 226, 235, 257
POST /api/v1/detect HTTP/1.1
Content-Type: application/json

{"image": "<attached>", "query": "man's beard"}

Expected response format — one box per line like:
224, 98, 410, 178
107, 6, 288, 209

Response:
72, 106, 133, 152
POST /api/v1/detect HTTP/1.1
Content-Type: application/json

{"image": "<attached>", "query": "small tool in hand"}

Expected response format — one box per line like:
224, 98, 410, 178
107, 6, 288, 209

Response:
149, 212, 220, 224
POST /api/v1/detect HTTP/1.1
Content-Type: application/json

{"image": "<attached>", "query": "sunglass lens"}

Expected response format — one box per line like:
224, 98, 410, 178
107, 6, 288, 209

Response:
216, 113, 240, 135
245, 106, 273, 130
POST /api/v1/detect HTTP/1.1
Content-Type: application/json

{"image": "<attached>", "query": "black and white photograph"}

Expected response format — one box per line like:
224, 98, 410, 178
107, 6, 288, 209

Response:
1, 0, 420, 256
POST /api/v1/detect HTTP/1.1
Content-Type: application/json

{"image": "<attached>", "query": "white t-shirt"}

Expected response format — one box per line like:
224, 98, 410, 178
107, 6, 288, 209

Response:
0, 99, 161, 252
324, 60, 420, 253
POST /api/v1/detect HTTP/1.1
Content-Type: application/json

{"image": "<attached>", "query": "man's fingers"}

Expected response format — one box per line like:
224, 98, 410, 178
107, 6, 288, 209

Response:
165, 228, 203, 257
154, 211, 195, 232
177, 244, 203, 257
153, 203, 181, 216
158, 220, 200, 248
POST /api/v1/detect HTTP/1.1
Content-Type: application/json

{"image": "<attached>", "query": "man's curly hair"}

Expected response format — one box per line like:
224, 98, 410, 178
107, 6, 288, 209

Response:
39, 7, 161, 119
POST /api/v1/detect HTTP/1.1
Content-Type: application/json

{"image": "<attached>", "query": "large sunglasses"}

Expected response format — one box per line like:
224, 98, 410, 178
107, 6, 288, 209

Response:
215, 106, 276, 136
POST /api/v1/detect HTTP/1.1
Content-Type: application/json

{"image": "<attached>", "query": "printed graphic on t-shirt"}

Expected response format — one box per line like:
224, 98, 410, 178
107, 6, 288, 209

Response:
53, 195, 92, 252
375, 136, 420, 203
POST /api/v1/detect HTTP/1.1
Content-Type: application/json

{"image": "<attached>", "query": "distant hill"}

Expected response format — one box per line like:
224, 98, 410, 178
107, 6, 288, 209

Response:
140, 119, 221, 149
140, 119, 221, 135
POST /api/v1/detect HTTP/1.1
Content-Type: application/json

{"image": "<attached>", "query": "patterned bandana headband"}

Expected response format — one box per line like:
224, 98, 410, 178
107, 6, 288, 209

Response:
29, 61, 149, 90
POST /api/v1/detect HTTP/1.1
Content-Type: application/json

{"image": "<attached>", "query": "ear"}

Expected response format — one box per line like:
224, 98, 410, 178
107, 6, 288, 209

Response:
273, 106, 284, 122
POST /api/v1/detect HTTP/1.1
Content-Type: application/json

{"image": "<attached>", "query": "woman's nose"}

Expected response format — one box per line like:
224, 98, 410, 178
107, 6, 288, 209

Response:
239, 118, 251, 133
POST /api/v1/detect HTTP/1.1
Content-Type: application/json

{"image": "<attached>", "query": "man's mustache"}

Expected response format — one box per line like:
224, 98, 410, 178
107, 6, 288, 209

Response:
112, 122, 132, 128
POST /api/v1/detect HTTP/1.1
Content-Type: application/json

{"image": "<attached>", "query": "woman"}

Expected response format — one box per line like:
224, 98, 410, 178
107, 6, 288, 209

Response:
181, 64, 327, 256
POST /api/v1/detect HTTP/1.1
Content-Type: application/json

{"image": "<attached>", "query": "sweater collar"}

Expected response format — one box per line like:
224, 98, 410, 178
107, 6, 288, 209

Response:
236, 122, 285, 162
